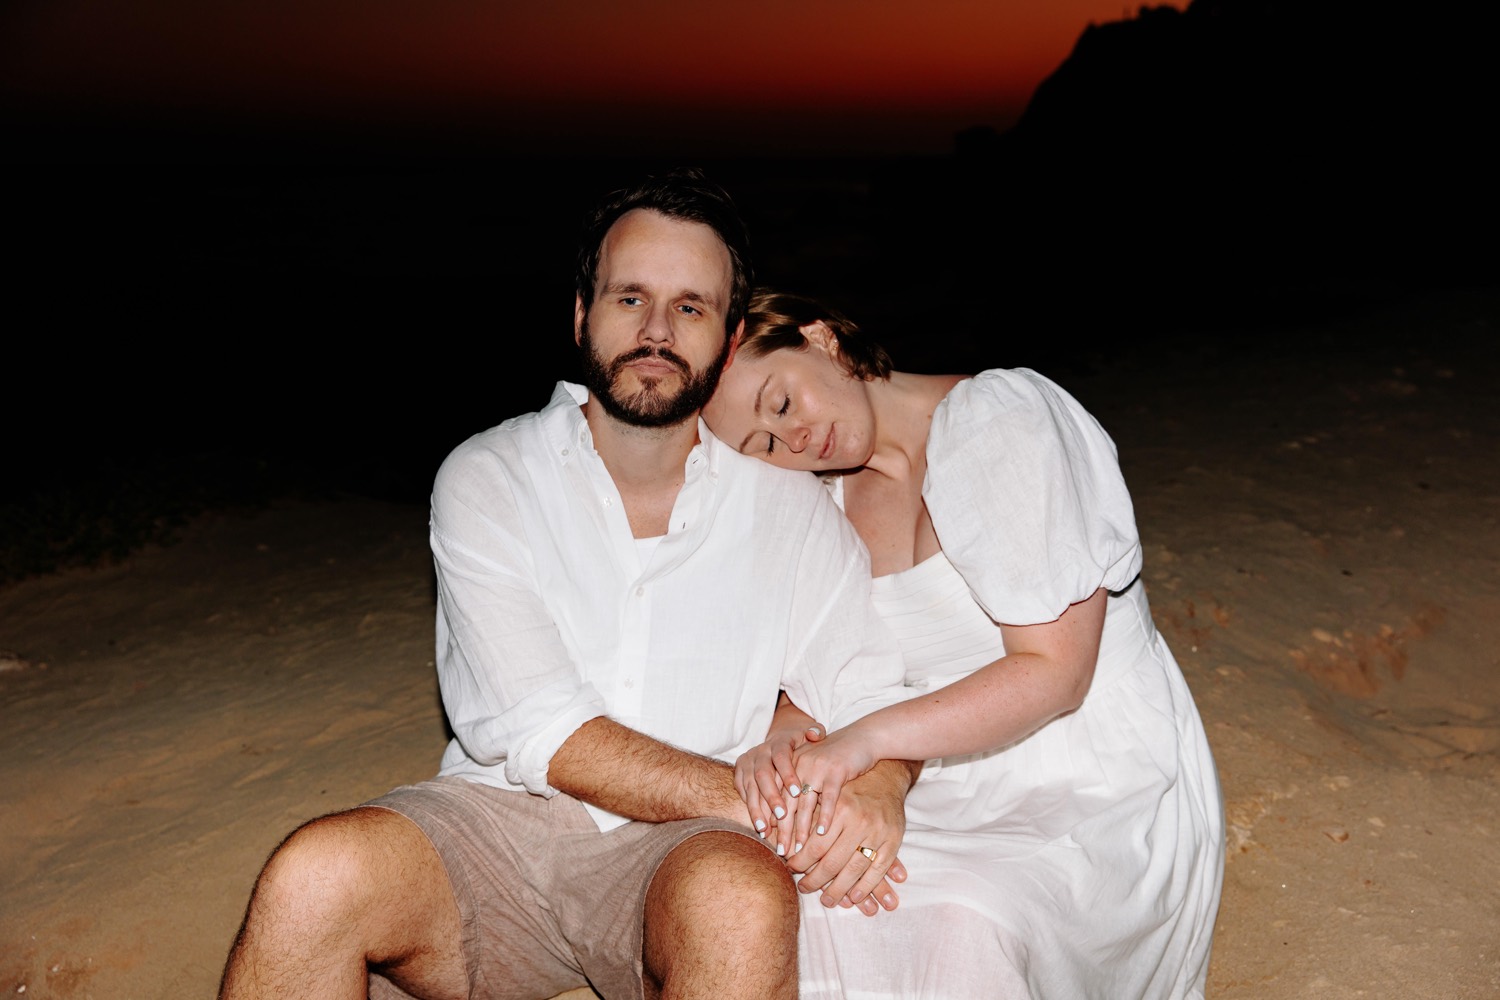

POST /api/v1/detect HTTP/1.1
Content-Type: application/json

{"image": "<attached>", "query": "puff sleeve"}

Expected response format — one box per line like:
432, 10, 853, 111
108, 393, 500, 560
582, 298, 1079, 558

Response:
923, 368, 1142, 626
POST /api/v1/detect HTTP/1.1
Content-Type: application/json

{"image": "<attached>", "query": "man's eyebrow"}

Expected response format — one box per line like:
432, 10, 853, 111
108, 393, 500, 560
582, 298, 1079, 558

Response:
739, 374, 773, 452
679, 289, 722, 310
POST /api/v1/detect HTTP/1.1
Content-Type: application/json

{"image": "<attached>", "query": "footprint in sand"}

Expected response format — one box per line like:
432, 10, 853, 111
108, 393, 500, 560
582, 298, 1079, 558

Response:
1289, 605, 1445, 697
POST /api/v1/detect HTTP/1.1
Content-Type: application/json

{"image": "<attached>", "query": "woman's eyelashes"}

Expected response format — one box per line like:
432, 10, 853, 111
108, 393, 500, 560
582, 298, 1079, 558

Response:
765, 396, 791, 455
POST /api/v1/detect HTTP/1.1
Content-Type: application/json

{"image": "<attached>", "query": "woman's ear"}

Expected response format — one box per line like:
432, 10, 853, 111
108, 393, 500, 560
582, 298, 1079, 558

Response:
798, 319, 837, 354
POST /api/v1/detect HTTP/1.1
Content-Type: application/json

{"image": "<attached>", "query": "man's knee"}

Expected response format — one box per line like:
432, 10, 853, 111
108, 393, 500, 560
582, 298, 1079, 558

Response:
245, 807, 418, 936
222, 807, 464, 998
651, 831, 796, 933
645, 832, 797, 997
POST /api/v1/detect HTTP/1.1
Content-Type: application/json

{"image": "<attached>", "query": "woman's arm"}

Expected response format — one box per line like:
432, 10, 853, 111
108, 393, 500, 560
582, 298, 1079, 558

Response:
790, 588, 1108, 835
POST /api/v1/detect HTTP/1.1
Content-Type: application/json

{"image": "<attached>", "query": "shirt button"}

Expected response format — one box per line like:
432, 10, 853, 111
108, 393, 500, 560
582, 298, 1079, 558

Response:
601, 497, 612, 507
561, 447, 570, 456
624, 678, 635, 689
635, 586, 645, 597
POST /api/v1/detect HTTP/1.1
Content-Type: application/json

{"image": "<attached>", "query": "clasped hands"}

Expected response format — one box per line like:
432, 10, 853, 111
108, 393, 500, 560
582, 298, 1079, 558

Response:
735, 721, 908, 917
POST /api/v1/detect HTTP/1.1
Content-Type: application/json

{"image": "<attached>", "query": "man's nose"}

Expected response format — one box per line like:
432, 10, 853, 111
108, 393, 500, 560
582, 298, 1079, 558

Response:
639, 303, 674, 344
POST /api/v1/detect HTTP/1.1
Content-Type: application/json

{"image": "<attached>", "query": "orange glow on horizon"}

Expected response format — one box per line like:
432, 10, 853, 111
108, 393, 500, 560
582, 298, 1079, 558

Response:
3, 1, 1180, 153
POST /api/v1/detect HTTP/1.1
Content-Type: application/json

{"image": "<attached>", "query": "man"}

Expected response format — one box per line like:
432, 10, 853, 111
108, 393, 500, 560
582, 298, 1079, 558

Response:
218, 168, 916, 1000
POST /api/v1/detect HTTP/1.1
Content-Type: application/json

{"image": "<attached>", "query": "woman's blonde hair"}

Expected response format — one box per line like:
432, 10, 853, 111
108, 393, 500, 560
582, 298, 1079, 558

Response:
737, 289, 893, 381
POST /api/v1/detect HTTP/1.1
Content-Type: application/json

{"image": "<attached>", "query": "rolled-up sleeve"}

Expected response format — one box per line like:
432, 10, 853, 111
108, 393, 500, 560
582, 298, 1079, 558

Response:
431, 441, 607, 796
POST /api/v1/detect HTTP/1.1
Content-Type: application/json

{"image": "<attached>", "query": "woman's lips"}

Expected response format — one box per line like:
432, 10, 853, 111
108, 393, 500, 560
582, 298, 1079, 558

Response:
819, 426, 835, 461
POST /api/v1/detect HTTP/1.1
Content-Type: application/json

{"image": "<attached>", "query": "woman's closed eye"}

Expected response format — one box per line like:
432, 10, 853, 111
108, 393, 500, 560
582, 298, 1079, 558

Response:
764, 396, 791, 455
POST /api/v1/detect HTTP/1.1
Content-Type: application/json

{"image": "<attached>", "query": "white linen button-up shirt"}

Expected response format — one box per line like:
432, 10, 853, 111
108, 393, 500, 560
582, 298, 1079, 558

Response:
431, 382, 908, 831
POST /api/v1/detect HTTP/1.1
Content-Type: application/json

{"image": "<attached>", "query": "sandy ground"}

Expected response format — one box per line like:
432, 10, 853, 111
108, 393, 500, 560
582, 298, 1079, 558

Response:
3, 287, 1498, 999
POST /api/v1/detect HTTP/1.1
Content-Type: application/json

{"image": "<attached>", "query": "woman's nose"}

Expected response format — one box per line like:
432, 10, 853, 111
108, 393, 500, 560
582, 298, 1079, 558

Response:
788, 426, 811, 453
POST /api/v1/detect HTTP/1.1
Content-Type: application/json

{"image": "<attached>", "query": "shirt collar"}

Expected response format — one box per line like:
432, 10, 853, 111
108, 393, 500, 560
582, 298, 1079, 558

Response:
542, 380, 723, 479
537, 381, 593, 464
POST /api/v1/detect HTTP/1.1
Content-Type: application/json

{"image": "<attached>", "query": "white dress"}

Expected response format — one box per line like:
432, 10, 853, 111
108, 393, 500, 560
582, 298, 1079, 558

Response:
797, 369, 1224, 1000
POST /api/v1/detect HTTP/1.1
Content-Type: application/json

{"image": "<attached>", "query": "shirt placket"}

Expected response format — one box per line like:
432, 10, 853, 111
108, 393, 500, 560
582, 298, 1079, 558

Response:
612, 447, 713, 719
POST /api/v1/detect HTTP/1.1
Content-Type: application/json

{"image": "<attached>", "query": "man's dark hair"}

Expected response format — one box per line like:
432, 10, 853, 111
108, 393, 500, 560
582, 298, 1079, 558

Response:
575, 168, 754, 336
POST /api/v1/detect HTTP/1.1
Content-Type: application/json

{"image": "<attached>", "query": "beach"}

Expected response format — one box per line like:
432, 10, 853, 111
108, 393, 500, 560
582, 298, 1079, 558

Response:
3, 282, 1496, 998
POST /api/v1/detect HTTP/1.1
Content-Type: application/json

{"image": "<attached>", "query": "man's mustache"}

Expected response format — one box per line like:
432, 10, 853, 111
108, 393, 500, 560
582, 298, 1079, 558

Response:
611, 346, 691, 376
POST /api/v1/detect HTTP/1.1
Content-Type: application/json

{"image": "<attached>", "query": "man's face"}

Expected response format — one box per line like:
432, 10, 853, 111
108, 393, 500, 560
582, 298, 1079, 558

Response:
575, 208, 738, 428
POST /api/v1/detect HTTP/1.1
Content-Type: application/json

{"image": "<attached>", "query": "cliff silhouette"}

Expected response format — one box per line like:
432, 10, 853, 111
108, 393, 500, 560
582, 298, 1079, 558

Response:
941, 0, 1495, 330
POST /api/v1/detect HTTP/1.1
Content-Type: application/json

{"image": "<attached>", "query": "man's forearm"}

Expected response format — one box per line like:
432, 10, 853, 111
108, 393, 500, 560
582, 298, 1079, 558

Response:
860, 757, 922, 798
547, 716, 751, 826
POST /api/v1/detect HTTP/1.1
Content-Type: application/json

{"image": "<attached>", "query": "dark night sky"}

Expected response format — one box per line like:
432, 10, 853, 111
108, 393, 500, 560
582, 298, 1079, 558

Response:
4, 0, 1495, 566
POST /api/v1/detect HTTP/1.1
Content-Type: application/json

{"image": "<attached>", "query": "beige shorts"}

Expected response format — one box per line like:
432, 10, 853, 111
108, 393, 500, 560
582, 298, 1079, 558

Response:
365, 776, 760, 1000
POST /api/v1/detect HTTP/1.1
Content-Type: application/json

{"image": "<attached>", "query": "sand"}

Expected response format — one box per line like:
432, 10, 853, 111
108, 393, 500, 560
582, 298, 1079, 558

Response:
2, 287, 1497, 999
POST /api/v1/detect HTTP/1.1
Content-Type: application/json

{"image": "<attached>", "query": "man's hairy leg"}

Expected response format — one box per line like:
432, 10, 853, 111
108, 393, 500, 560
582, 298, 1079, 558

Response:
219, 807, 467, 1000
643, 831, 798, 1000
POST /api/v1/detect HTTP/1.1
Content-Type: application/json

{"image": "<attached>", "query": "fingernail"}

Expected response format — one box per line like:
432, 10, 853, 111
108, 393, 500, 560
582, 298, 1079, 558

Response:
777, 843, 786, 856
808, 727, 822, 737
758, 829, 766, 839
774, 806, 786, 819
755, 818, 766, 831
882, 893, 896, 907
794, 842, 803, 854
788, 784, 801, 797
816, 825, 826, 835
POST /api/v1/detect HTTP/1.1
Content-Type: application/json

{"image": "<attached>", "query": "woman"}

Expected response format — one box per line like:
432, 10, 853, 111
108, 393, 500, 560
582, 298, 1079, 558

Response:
702, 290, 1224, 1000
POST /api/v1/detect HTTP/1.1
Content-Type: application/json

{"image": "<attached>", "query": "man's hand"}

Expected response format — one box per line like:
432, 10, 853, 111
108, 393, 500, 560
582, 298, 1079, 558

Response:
783, 759, 918, 915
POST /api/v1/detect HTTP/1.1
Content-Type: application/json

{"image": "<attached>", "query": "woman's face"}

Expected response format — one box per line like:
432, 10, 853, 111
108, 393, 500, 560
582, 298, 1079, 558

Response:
703, 325, 877, 472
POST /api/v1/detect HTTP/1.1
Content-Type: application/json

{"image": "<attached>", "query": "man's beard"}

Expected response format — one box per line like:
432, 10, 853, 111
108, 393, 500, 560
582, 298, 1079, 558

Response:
579, 319, 731, 428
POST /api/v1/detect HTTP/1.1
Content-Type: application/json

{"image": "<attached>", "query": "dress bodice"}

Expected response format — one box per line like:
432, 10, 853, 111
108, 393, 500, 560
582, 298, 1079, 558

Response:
870, 551, 1006, 690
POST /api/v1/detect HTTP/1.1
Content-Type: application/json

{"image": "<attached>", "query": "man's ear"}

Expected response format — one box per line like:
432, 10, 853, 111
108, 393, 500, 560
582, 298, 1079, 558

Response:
573, 294, 586, 347
723, 319, 746, 368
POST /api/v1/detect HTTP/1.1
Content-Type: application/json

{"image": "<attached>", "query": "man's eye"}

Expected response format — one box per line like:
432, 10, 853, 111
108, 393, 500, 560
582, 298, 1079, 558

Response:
621, 296, 643, 306
677, 304, 701, 316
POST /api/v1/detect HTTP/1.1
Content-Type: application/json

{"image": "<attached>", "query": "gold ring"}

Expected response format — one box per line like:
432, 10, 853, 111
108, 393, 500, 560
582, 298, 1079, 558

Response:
858, 846, 877, 862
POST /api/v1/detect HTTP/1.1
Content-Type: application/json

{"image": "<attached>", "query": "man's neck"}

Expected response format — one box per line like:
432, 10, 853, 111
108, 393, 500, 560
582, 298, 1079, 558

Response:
582, 399, 700, 538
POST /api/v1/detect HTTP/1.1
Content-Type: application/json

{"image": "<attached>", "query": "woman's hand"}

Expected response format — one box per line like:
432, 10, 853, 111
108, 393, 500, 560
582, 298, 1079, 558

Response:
785, 760, 914, 915
781, 723, 882, 849
735, 694, 825, 841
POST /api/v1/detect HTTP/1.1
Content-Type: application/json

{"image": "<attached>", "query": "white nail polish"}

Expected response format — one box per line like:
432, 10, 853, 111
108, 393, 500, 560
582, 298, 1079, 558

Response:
795, 842, 803, 854
788, 784, 801, 797
777, 843, 786, 856
816, 825, 826, 835
774, 806, 786, 819
755, 818, 766, 831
